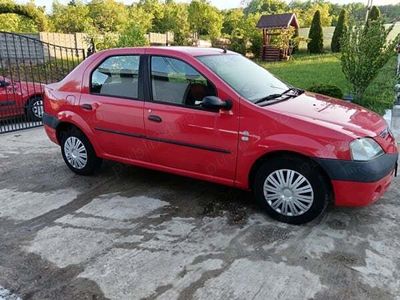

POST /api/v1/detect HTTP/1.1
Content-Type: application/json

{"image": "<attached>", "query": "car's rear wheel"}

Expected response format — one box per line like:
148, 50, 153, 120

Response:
26, 96, 44, 121
60, 127, 102, 175
253, 155, 331, 225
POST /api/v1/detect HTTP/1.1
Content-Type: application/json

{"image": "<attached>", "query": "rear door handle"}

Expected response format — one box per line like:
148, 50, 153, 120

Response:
81, 104, 93, 111
148, 115, 162, 123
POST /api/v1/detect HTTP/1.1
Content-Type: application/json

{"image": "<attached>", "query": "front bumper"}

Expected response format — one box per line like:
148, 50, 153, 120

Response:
315, 153, 398, 206
332, 170, 395, 206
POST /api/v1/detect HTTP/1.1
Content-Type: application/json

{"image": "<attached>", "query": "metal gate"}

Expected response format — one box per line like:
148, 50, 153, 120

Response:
0, 32, 87, 134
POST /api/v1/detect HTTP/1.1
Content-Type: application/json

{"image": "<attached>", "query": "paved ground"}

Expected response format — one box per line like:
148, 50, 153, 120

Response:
1, 128, 400, 300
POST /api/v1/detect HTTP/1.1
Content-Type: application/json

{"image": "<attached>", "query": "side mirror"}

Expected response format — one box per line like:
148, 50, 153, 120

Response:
201, 96, 232, 111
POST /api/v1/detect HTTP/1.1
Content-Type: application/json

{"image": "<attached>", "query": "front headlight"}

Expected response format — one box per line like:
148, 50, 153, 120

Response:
350, 138, 384, 161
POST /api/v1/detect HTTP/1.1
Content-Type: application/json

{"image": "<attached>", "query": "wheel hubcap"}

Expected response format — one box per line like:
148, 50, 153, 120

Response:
263, 169, 314, 217
64, 137, 88, 170
32, 99, 44, 118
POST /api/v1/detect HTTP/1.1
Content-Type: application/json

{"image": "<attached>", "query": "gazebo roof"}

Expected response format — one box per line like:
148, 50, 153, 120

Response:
257, 13, 299, 29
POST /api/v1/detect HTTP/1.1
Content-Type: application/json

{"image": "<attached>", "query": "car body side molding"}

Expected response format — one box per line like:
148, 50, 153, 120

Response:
95, 127, 231, 154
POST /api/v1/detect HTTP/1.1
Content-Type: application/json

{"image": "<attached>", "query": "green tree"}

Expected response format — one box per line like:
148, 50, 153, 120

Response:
88, 0, 128, 33
50, 0, 94, 33
0, 0, 48, 31
222, 8, 244, 35
291, 27, 300, 53
243, 0, 287, 15
117, 24, 149, 47
344, 3, 366, 22
0, 10, 38, 32
287, 1, 333, 27
137, 0, 164, 32
341, 20, 399, 103
128, 5, 154, 33
331, 9, 347, 53
230, 28, 247, 55
224, 11, 262, 57
301, 2, 332, 27
329, 3, 343, 26
379, 4, 400, 23
307, 10, 323, 54
156, 1, 191, 45
188, 0, 223, 40
242, 12, 263, 58
368, 5, 381, 22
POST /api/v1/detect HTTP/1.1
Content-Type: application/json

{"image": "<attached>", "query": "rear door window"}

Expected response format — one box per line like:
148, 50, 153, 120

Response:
91, 55, 140, 99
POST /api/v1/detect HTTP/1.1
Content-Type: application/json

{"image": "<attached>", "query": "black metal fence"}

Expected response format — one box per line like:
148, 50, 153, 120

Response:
0, 31, 87, 134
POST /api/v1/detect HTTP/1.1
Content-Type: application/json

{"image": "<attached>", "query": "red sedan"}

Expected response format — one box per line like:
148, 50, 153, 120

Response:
0, 76, 44, 121
43, 47, 398, 224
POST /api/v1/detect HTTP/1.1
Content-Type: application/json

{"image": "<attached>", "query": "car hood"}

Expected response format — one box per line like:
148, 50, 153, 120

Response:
267, 92, 387, 138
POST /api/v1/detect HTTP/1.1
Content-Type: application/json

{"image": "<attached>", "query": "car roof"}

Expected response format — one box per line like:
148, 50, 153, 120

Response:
96, 47, 236, 57
149, 47, 235, 57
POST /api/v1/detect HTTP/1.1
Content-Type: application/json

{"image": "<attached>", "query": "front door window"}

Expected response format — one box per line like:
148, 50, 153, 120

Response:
151, 56, 216, 107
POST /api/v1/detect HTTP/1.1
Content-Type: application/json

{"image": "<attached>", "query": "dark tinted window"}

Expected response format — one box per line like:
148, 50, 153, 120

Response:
151, 56, 216, 107
91, 55, 140, 99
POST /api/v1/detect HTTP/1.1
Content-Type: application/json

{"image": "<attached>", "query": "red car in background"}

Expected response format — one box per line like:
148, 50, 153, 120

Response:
0, 76, 44, 121
43, 47, 398, 224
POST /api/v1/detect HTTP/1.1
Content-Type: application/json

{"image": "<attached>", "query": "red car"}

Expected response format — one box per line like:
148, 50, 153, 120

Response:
0, 76, 44, 121
43, 47, 398, 224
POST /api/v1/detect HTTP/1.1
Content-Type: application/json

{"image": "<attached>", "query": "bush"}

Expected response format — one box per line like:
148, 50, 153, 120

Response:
308, 10, 324, 54
117, 24, 149, 48
341, 20, 399, 104
331, 9, 347, 53
249, 31, 263, 58
229, 28, 247, 55
291, 28, 299, 54
308, 84, 343, 99
230, 39, 247, 55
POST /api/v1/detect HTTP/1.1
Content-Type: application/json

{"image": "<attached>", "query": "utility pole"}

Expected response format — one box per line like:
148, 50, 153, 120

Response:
365, 0, 373, 22
396, 42, 400, 77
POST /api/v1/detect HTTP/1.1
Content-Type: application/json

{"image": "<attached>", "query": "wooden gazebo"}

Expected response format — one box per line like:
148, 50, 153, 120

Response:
256, 13, 299, 61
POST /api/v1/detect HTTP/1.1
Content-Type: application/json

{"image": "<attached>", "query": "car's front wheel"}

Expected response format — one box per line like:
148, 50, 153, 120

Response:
253, 155, 331, 225
61, 127, 102, 175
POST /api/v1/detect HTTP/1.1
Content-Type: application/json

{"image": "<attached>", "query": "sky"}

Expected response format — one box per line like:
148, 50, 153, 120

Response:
17, 0, 400, 11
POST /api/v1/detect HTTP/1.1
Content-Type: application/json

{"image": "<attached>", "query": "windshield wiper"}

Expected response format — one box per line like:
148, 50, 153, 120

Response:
254, 87, 304, 105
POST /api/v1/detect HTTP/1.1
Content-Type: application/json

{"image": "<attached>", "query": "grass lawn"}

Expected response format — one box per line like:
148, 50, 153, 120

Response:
259, 53, 398, 114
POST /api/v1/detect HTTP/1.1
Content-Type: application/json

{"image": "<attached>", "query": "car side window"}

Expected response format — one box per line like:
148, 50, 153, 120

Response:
151, 56, 216, 107
0, 80, 10, 87
91, 55, 140, 99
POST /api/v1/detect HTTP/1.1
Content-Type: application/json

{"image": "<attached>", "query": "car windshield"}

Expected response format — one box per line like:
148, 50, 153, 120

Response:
197, 54, 290, 103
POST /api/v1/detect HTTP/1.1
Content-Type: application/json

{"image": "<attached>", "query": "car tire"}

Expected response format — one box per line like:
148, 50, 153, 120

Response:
26, 96, 44, 121
60, 127, 102, 176
253, 155, 331, 225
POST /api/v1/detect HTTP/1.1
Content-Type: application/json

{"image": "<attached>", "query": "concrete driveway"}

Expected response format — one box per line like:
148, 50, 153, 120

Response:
1, 127, 400, 300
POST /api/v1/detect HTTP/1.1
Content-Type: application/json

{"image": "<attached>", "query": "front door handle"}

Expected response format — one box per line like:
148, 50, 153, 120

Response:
148, 115, 162, 123
81, 104, 93, 111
